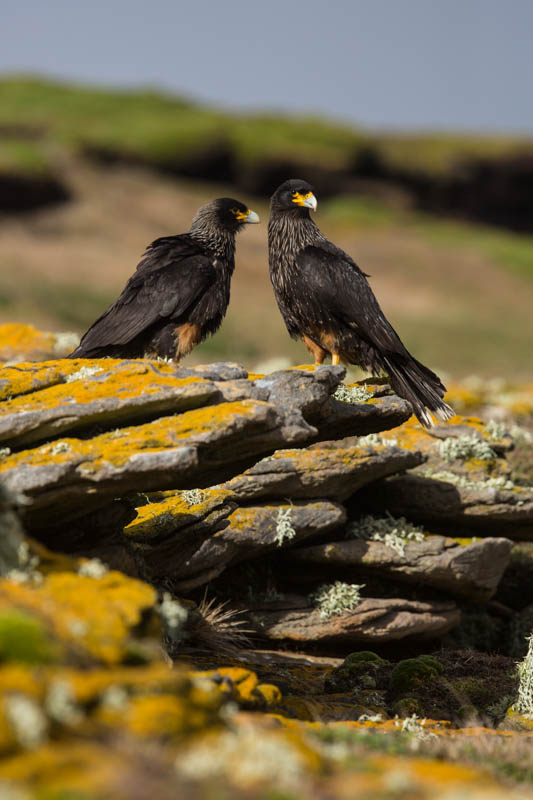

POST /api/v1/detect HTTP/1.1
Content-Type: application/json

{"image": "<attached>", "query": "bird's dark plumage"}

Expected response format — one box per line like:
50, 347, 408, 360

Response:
268, 179, 454, 427
69, 198, 259, 360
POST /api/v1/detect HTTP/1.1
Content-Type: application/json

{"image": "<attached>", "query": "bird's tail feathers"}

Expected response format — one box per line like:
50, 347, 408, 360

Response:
381, 353, 455, 428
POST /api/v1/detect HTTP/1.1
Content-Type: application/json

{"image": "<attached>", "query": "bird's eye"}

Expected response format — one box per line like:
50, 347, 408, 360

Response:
231, 208, 239, 214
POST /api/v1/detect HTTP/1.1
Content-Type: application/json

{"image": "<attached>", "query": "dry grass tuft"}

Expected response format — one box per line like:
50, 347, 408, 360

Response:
193, 593, 252, 656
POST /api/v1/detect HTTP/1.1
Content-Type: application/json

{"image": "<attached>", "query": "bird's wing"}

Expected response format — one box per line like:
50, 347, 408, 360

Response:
77, 238, 216, 350
295, 244, 404, 353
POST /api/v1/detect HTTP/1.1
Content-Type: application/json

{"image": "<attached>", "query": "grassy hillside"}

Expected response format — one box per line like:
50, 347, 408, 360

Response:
1, 76, 531, 181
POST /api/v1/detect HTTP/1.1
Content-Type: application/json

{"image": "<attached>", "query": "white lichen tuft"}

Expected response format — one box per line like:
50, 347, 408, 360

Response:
181, 489, 204, 506
311, 581, 365, 620
45, 680, 82, 726
394, 714, 437, 748
510, 425, 533, 445
65, 365, 103, 383
274, 508, 296, 547
347, 513, 425, 556
100, 685, 129, 711
158, 592, 188, 632
485, 420, 507, 440
176, 726, 306, 791
53, 332, 80, 355
4, 694, 48, 749
6, 540, 42, 585
357, 433, 398, 448
49, 441, 72, 455
334, 383, 373, 404
78, 558, 108, 579
68, 618, 89, 638
0, 447, 11, 459
515, 634, 533, 716
419, 468, 514, 491
437, 434, 495, 462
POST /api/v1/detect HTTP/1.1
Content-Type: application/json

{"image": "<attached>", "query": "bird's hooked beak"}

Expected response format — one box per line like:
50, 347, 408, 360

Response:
245, 209, 260, 223
235, 208, 260, 224
292, 191, 317, 211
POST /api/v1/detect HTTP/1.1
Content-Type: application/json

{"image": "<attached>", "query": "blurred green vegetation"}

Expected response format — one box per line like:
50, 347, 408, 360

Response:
0, 139, 52, 175
322, 195, 533, 281
1, 75, 531, 178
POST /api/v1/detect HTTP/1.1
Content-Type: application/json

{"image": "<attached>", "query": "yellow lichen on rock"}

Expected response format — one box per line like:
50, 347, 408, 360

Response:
0, 324, 60, 363
0, 356, 179, 402
0, 399, 271, 477
125, 488, 234, 540
194, 667, 283, 710
0, 571, 156, 664
0, 362, 205, 415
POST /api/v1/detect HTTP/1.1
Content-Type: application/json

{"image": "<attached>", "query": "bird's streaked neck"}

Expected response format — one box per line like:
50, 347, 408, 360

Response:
268, 208, 326, 255
189, 211, 237, 260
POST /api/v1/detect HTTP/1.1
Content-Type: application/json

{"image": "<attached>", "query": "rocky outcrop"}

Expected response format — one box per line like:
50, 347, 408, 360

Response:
171, 500, 346, 592
288, 535, 513, 602
245, 595, 461, 644
0, 342, 530, 659
0, 399, 313, 527
0, 361, 221, 447
222, 439, 425, 501
360, 475, 533, 541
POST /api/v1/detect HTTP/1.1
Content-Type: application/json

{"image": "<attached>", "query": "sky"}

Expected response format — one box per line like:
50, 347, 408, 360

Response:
2, 0, 533, 134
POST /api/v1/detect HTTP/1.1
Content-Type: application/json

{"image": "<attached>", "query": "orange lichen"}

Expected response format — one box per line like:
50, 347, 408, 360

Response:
0, 399, 273, 477
0, 571, 157, 664
0, 324, 58, 363
196, 667, 283, 709
125, 488, 234, 540
0, 355, 181, 402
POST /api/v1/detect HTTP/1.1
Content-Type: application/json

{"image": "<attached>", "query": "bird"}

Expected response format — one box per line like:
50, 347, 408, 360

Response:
268, 178, 454, 427
69, 198, 259, 361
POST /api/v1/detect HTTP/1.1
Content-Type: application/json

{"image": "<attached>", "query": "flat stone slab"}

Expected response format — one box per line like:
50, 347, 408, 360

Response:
311, 393, 413, 440
222, 440, 425, 502
169, 500, 347, 592
123, 488, 237, 587
0, 361, 220, 447
245, 595, 460, 644
360, 474, 533, 541
0, 399, 313, 529
288, 535, 513, 602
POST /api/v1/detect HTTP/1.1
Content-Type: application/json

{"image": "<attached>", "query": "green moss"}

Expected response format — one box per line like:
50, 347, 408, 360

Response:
344, 651, 390, 668
0, 610, 56, 664
416, 654, 444, 674
390, 657, 442, 695
391, 697, 423, 717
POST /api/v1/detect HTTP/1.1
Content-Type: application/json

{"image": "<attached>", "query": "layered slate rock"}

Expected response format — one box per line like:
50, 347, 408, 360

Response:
360, 476, 533, 541
245, 595, 460, 644
0, 481, 26, 576
0, 400, 313, 529
127, 499, 346, 592
124, 489, 237, 587
0, 361, 220, 447
288, 535, 513, 602
215, 366, 413, 441
222, 439, 425, 502
358, 415, 533, 541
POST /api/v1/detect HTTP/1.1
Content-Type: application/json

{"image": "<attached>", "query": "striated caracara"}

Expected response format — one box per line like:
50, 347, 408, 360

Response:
268, 178, 454, 427
69, 198, 259, 361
